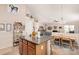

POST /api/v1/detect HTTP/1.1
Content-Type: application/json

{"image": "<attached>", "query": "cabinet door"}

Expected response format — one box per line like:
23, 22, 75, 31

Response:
19, 40, 23, 55
23, 43, 28, 55
28, 42, 35, 48
28, 46, 36, 55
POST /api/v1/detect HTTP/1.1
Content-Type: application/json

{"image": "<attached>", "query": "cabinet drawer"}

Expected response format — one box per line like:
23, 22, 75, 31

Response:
23, 40, 27, 45
28, 42, 35, 48
28, 46, 36, 55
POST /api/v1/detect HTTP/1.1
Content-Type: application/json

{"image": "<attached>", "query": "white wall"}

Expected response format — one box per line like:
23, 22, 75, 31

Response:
0, 4, 29, 49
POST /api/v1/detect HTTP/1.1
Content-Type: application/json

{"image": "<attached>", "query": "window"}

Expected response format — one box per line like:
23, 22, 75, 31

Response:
69, 25, 74, 31
64, 25, 74, 33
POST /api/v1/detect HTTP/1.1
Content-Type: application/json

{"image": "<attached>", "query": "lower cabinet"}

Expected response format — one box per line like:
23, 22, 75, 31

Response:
19, 38, 47, 55
28, 46, 36, 55
19, 39, 36, 55
23, 43, 28, 55
19, 39, 23, 55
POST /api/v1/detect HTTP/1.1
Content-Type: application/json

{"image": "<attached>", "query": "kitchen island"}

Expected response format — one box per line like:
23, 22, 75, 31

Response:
19, 36, 51, 55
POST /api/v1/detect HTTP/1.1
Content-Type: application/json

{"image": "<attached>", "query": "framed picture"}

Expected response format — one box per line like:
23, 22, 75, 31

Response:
6, 23, 12, 32
0, 23, 5, 31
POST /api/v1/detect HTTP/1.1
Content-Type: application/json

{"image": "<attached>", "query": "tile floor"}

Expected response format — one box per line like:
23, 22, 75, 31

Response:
0, 45, 79, 55
0, 46, 19, 55
51, 45, 79, 55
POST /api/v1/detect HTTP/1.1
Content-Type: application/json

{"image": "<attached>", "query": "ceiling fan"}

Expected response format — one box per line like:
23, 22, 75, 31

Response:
9, 4, 18, 12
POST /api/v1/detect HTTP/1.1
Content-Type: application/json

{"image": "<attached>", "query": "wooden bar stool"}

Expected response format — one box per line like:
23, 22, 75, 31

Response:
61, 37, 71, 48
54, 36, 61, 46
71, 39, 78, 49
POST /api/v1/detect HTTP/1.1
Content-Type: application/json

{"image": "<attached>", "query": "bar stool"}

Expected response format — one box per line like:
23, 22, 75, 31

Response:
54, 36, 61, 46
61, 37, 71, 48
71, 39, 78, 49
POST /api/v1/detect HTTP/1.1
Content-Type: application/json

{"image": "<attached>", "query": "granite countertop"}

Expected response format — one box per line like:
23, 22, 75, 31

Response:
20, 35, 51, 44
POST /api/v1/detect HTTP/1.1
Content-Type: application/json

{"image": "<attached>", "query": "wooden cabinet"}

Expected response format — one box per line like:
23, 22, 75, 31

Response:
23, 43, 28, 55
28, 42, 36, 55
19, 39, 36, 55
36, 42, 47, 55
19, 39, 23, 55
19, 38, 47, 55
28, 42, 35, 48
28, 46, 36, 55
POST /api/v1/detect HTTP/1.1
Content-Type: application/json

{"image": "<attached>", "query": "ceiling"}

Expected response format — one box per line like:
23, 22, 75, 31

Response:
26, 4, 79, 23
